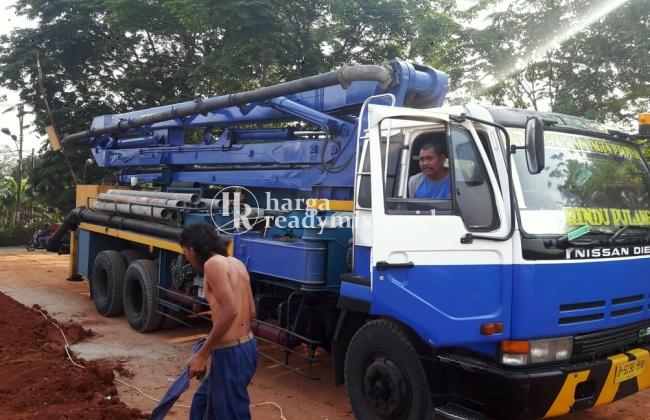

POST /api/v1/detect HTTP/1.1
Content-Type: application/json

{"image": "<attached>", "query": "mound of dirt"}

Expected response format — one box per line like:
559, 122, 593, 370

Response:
0, 292, 147, 419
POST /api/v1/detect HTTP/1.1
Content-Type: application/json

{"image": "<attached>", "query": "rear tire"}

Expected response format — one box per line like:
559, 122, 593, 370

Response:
160, 306, 182, 330
91, 251, 127, 317
123, 259, 163, 332
120, 249, 146, 266
345, 319, 433, 420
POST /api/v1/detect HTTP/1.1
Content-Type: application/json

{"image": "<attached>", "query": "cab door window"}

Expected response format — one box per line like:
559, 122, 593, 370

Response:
376, 119, 452, 214
450, 127, 499, 231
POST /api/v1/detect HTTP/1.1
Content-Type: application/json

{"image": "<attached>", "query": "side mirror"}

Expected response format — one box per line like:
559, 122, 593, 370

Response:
525, 116, 545, 174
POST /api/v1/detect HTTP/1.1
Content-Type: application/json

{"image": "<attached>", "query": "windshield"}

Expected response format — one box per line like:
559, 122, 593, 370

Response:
509, 128, 650, 235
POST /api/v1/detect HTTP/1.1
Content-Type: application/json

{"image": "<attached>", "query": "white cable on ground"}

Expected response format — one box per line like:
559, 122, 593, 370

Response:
251, 402, 288, 420
113, 378, 191, 408
31, 307, 288, 418
33, 307, 85, 369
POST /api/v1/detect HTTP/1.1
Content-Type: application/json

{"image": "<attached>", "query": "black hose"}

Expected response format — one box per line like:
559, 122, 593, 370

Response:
75, 208, 233, 245
75, 208, 184, 241
46, 210, 78, 252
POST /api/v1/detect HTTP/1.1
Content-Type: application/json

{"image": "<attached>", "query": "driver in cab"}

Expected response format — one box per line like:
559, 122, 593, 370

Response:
408, 142, 451, 199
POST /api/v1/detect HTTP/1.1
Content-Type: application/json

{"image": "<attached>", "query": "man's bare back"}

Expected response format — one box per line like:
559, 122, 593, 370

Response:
179, 221, 259, 416
203, 255, 256, 342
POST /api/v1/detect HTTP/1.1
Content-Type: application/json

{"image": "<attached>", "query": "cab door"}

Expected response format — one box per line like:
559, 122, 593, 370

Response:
366, 104, 512, 347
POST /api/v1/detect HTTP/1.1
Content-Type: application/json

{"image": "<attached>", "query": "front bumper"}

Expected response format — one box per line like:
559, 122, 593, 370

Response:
433, 346, 650, 419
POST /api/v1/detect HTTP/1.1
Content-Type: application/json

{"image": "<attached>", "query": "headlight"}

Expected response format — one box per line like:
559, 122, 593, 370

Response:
501, 337, 573, 366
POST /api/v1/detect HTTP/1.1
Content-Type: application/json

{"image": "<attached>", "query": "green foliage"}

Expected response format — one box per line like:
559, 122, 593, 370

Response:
461, 0, 650, 128
0, 0, 648, 217
0, 224, 34, 247
0, 0, 484, 216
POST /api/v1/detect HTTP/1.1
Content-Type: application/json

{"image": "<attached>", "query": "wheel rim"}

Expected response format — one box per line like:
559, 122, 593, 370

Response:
363, 354, 411, 418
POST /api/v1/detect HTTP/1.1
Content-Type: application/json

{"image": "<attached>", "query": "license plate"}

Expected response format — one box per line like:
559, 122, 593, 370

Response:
614, 357, 646, 384
197, 287, 205, 299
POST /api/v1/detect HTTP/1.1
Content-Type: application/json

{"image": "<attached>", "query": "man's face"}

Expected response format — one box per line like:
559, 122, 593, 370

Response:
182, 246, 200, 270
419, 147, 446, 180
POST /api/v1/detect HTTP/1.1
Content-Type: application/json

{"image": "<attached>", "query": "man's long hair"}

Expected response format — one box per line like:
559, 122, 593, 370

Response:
179, 221, 228, 266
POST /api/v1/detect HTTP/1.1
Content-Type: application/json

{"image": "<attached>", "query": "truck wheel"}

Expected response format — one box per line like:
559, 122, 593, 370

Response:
345, 319, 432, 420
91, 251, 127, 317
160, 306, 182, 330
123, 259, 164, 333
120, 249, 145, 266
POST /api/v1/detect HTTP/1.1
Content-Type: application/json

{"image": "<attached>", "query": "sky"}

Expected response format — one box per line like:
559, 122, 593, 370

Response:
0, 3, 40, 158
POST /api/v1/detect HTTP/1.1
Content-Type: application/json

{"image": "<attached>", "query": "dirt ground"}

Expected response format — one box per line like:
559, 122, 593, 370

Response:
0, 248, 351, 420
0, 247, 649, 419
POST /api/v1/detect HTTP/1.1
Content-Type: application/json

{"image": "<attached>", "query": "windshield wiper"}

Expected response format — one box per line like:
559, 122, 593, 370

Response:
546, 225, 650, 249
545, 226, 606, 249
602, 225, 630, 245
597, 225, 650, 245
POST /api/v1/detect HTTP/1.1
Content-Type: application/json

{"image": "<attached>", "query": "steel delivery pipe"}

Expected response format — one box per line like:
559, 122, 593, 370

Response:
106, 189, 200, 205
92, 201, 175, 221
98, 193, 184, 208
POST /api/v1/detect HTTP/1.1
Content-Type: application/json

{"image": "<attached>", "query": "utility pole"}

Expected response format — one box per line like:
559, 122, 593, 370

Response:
17, 103, 23, 224
30, 148, 34, 222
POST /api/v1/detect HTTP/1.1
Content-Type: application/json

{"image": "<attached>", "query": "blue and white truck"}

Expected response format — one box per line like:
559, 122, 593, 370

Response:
58, 59, 650, 419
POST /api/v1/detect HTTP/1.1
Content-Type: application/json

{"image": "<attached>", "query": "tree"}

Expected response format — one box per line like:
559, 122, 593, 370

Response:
0, 145, 17, 176
0, 0, 483, 212
0, 175, 31, 226
461, 0, 650, 128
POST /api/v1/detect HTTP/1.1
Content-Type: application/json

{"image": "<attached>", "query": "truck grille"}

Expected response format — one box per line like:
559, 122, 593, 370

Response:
558, 293, 646, 326
572, 319, 650, 360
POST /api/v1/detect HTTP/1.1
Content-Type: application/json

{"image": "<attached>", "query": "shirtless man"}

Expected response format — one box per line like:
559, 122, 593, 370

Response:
179, 221, 258, 420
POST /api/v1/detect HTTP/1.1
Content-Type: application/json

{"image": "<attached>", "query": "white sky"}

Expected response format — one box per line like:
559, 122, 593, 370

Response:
0, 3, 41, 157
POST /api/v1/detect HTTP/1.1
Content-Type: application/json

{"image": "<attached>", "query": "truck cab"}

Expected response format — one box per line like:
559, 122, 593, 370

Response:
338, 102, 650, 418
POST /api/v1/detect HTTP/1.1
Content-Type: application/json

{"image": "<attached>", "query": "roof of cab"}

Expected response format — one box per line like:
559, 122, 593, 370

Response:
484, 106, 620, 135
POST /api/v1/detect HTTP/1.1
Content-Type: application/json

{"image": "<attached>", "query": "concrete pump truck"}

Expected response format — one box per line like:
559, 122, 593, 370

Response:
53, 58, 650, 419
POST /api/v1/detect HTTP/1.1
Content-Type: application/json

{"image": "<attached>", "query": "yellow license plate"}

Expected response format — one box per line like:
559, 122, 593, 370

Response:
614, 357, 647, 384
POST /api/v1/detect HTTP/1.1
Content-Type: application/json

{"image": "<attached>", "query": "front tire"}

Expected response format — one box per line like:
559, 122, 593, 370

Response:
123, 259, 163, 333
26, 241, 36, 251
345, 319, 432, 420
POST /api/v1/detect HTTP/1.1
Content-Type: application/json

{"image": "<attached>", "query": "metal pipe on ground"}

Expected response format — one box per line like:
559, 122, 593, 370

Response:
92, 201, 176, 222
98, 193, 183, 208
106, 189, 200, 205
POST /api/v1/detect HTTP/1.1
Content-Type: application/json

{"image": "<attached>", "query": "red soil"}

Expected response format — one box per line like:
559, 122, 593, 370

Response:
0, 293, 147, 419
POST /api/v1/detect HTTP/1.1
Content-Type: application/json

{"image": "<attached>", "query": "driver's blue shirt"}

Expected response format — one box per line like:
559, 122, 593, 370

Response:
413, 174, 451, 199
